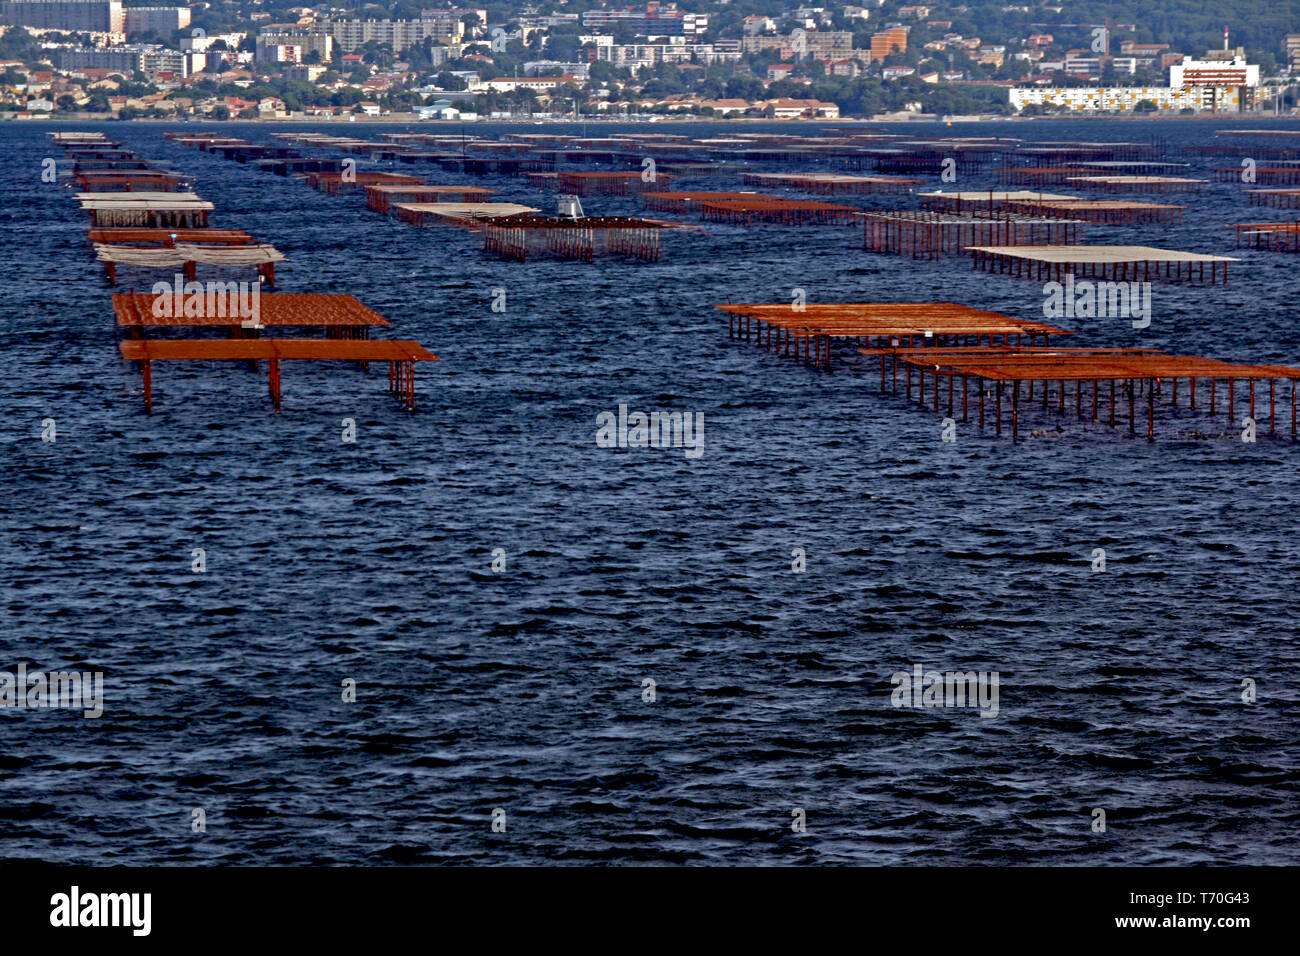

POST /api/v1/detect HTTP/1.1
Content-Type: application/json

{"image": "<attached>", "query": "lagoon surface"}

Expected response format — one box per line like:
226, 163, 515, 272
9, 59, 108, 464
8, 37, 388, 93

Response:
1, 117, 1297, 865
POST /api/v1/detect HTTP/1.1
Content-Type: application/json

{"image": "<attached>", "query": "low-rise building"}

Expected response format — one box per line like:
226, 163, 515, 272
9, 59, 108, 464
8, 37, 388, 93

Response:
763, 96, 839, 118
697, 97, 751, 114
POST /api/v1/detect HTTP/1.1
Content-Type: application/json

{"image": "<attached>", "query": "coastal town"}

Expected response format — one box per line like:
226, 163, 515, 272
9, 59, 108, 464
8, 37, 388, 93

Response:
0, 0, 1295, 121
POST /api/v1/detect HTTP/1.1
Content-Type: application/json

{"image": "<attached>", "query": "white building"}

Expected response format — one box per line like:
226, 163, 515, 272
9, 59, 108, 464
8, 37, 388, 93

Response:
524, 59, 590, 78
1169, 55, 1258, 90
1009, 85, 1200, 113
1169, 54, 1259, 110
579, 5, 708, 37
592, 39, 737, 68
180, 33, 244, 53
1012, 54, 1261, 113
317, 18, 463, 53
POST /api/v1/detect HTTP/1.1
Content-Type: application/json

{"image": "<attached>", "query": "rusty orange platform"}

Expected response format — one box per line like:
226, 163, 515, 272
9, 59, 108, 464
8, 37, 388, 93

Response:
118, 338, 436, 411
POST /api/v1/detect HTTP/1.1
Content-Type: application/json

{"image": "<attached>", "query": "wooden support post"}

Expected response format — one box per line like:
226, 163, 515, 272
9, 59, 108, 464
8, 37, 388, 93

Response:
268, 359, 281, 411
1147, 379, 1154, 442
1012, 380, 1019, 442
142, 359, 152, 412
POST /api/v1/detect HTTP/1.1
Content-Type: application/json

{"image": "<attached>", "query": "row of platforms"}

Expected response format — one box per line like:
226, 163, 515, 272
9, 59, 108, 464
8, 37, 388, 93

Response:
716, 302, 1300, 442
53, 131, 437, 412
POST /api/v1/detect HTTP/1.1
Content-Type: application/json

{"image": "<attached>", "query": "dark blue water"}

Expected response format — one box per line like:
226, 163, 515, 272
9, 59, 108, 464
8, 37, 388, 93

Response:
2, 118, 1298, 865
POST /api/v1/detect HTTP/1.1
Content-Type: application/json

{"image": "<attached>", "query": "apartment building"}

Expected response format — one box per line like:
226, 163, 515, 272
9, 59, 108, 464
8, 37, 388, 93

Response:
1010, 85, 1201, 112
1, 0, 122, 32
317, 18, 463, 54
124, 6, 189, 35
869, 26, 907, 62
580, 3, 707, 37
256, 31, 333, 63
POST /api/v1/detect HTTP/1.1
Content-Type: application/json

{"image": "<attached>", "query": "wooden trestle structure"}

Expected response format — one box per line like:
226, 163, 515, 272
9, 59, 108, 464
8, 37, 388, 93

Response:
79, 193, 213, 228
95, 243, 285, 286
641, 191, 776, 213
1064, 175, 1207, 194
740, 173, 919, 194
968, 245, 1239, 284
481, 214, 673, 262
697, 199, 859, 226
118, 339, 437, 411
112, 292, 390, 339
72, 171, 188, 192
1232, 222, 1300, 251
1214, 166, 1300, 185
712, 301, 1300, 442
998, 167, 1098, 186
87, 228, 258, 246
1247, 189, 1300, 209
391, 202, 540, 227
299, 170, 425, 194
1000, 163, 1190, 185
364, 184, 497, 214
999, 200, 1184, 224
862, 211, 1085, 259
555, 172, 674, 195
861, 347, 1300, 442
919, 191, 1078, 214
715, 302, 1070, 372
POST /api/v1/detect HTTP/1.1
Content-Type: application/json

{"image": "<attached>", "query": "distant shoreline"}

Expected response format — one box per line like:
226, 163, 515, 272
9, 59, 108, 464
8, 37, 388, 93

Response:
10, 111, 1300, 124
